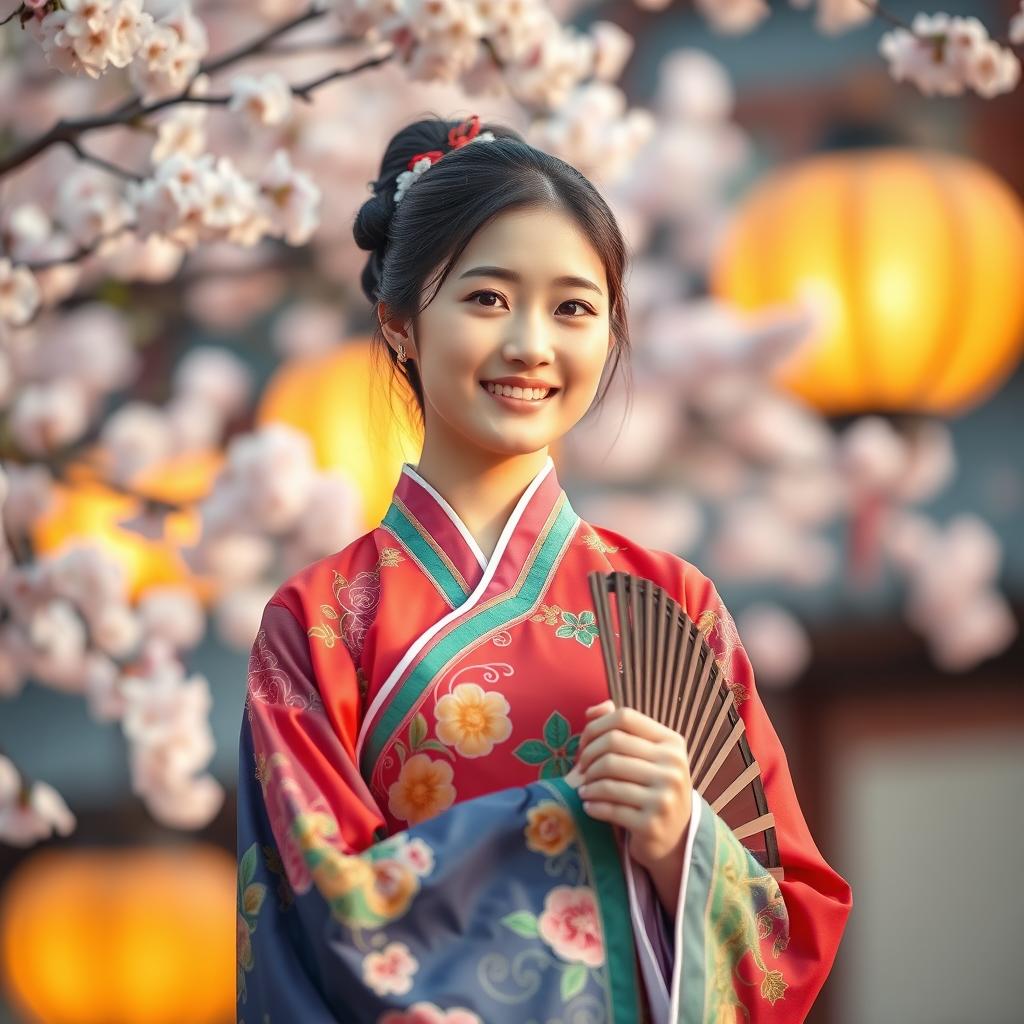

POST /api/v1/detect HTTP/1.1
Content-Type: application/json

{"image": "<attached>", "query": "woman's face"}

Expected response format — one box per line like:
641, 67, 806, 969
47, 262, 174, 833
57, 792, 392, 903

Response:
379, 206, 613, 461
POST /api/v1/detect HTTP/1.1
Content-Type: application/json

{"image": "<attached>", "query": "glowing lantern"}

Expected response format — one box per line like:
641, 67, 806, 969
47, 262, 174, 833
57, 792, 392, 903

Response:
711, 148, 1024, 416
0, 845, 235, 1024
31, 450, 222, 603
258, 338, 423, 528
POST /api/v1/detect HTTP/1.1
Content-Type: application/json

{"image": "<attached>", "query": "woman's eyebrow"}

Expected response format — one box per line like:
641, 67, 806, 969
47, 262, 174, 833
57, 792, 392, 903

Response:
458, 265, 604, 295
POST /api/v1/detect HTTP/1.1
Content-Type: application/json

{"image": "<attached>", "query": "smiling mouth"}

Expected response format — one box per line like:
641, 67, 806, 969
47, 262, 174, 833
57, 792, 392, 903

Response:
480, 381, 560, 403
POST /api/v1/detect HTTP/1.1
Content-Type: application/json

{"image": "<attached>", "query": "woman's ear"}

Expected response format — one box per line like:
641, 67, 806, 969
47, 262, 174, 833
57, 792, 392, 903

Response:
377, 301, 417, 362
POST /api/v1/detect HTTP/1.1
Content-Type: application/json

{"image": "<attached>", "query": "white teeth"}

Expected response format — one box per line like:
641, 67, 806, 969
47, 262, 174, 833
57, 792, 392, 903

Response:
484, 382, 552, 401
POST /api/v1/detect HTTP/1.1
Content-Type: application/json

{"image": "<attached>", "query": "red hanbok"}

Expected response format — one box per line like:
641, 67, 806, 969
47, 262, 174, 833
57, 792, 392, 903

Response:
237, 455, 851, 1023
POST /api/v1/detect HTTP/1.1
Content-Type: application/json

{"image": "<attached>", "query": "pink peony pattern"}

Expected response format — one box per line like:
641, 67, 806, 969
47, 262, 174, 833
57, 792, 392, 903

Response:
537, 885, 605, 967
362, 941, 419, 996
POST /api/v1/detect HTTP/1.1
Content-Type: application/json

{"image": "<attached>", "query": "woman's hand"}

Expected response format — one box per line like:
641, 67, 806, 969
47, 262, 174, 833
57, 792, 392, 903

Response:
566, 699, 693, 912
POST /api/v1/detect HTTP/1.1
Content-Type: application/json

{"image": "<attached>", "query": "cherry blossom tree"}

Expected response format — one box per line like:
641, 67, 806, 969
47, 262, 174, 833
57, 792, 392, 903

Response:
0, 0, 1019, 846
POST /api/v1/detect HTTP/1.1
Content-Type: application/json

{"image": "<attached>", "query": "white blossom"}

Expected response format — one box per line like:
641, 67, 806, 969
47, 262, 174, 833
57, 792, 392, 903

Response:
215, 583, 276, 649
42, 544, 129, 610
129, 2, 208, 100
56, 167, 130, 248
137, 586, 206, 650
138, 772, 224, 829
588, 21, 634, 82
27, 0, 152, 79
0, 776, 77, 847
21, 303, 137, 397
27, 598, 90, 693
151, 105, 208, 163
82, 651, 124, 722
89, 603, 142, 658
292, 473, 365, 558
215, 424, 318, 533
0, 259, 41, 327
173, 346, 253, 419
100, 401, 176, 482
257, 149, 322, 245
128, 153, 266, 249
735, 603, 812, 689
8, 378, 91, 455
228, 72, 294, 127
1011, 3, 1024, 46
880, 14, 1021, 99
1, 463, 55, 537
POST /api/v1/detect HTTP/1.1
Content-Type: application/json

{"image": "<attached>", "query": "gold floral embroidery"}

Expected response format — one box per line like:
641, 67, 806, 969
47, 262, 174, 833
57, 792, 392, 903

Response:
307, 548, 403, 660
705, 812, 790, 1017
379, 546, 403, 568
254, 752, 269, 789
697, 608, 749, 708
530, 603, 563, 626
581, 532, 621, 553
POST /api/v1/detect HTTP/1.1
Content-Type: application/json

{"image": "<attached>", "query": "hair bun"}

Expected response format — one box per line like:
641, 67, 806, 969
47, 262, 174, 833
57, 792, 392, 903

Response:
353, 189, 393, 255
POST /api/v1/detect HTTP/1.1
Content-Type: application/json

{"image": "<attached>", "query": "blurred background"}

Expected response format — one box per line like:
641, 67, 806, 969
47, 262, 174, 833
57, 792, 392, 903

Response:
1, 0, 1022, 1021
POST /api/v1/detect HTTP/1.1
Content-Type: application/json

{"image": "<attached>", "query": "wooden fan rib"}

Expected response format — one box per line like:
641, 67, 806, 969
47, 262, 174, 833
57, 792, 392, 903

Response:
710, 760, 762, 815
688, 666, 732, 774
588, 572, 623, 707
688, 684, 737, 778
682, 649, 716, 749
614, 573, 634, 709
692, 712, 745, 794
731, 812, 776, 842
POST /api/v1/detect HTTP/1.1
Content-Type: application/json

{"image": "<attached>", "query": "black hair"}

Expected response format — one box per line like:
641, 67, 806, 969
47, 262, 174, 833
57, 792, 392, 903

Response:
353, 112, 633, 427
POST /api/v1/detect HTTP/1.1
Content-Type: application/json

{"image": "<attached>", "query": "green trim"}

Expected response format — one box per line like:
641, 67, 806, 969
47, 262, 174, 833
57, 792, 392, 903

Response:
546, 777, 643, 1023
680, 794, 716, 1022
364, 500, 579, 774
382, 503, 470, 608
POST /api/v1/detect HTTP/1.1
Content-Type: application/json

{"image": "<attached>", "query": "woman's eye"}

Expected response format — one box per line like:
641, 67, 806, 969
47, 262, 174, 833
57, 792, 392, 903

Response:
558, 300, 594, 317
469, 290, 508, 309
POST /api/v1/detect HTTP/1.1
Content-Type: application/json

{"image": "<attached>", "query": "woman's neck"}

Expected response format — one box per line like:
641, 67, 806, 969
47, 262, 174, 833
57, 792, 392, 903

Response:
412, 445, 551, 562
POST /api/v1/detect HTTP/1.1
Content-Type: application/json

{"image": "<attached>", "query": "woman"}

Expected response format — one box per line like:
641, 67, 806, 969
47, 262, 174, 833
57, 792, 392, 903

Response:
236, 114, 852, 1023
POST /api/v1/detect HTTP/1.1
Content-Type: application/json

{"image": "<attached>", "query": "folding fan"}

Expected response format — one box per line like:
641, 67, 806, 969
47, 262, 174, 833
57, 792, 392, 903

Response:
586, 571, 783, 882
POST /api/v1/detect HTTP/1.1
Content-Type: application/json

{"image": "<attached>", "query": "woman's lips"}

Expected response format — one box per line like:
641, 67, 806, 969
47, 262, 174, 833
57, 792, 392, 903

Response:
480, 381, 559, 412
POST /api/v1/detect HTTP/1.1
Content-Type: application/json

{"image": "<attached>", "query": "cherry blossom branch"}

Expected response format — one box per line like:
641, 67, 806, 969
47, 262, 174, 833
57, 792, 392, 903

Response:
0, 6, 20, 28
856, 0, 912, 34
20, 224, 135, 271
858, 0, 1021, 50
198, 3, 327, 76
64, 138, 142, 182
0, 3, 334, 180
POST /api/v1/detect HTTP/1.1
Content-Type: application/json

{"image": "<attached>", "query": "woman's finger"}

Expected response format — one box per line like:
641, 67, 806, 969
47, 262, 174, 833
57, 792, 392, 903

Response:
583, 751, 675, 788
581, 800, 645, 832
577, 777, 649, 808
579, 704, 674, 750
576, 729, 661, 774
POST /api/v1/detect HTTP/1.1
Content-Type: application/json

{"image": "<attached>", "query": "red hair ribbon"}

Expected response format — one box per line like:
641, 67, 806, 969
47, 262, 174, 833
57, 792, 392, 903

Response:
406, 114, 483, 171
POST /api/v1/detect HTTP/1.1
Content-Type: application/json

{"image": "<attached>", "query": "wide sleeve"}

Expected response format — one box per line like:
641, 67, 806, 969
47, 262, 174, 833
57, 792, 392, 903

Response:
236, 598, 653, 1023
624, 569, 852, 1023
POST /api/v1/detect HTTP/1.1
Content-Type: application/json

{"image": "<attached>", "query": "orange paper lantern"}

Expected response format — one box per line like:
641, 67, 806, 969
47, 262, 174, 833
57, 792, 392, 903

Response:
711, 148, 1024, 416
31, 450, 222, 603
258, 338, 423, 528
0, 845, 235, 1024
